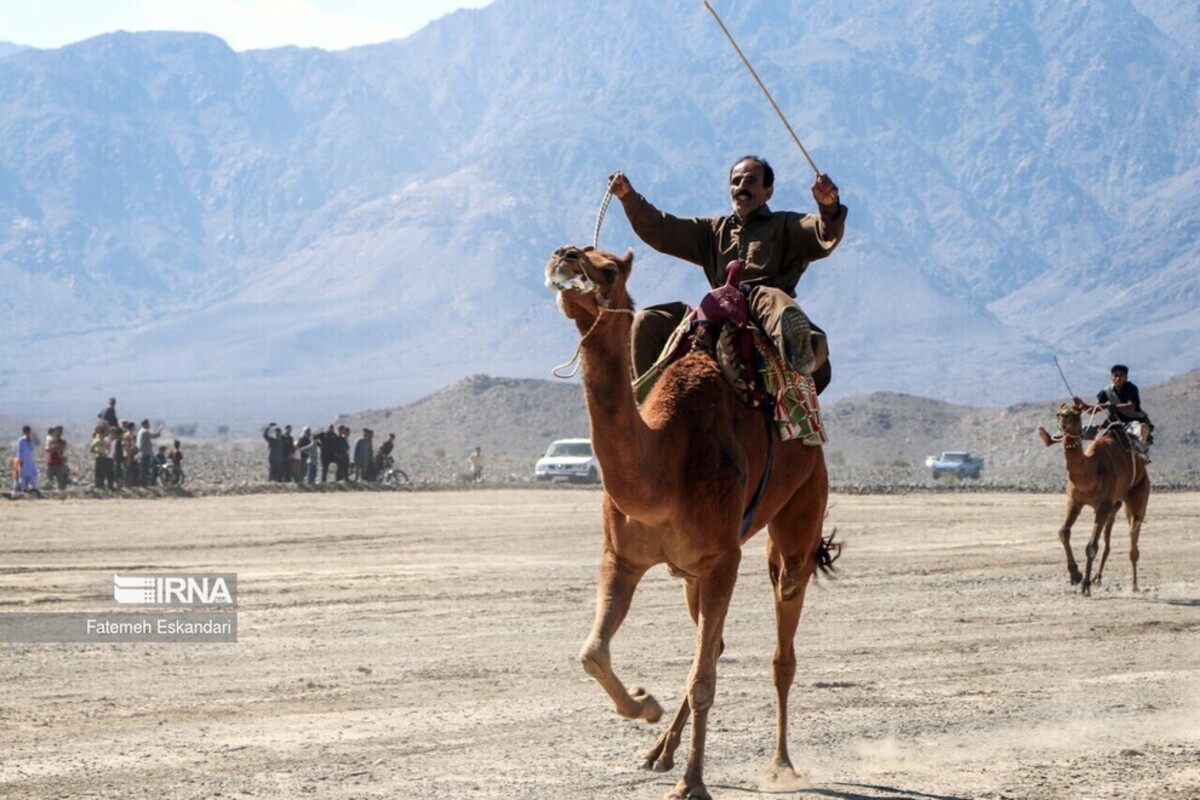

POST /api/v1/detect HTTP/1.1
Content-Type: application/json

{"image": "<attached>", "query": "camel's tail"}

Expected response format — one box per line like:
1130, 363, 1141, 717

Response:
815, 527, 842, 576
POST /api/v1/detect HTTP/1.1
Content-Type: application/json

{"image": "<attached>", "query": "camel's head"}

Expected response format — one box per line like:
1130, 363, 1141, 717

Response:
1056, 402, 1084, 438
544, 245, 634, 321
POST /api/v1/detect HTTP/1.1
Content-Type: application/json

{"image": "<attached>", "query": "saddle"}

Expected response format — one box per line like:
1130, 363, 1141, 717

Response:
632, 261, 826, 446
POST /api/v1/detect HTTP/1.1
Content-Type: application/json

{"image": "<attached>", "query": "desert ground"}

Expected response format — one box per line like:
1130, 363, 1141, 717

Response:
2, 489, 1198, 800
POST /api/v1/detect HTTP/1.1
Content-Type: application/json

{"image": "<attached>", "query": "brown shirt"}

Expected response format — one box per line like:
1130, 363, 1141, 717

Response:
618, 194, 847, 296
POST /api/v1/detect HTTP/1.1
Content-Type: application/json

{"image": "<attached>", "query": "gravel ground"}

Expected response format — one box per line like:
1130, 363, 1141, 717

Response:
2, 490, 1198, 799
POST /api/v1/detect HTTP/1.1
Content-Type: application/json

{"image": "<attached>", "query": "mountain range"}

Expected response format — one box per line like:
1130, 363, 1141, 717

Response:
1, 0, 1196, 425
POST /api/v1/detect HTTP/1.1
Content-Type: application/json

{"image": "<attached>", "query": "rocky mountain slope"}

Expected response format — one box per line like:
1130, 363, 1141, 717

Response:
1, 0, 1196, 424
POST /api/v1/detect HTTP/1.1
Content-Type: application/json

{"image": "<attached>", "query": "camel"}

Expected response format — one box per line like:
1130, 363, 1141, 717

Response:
1036, 401, 1150, 595
545, 244, 834, 800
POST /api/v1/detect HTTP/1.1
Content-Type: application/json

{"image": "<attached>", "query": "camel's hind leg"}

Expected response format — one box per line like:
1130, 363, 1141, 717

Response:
578, 549, 661, 724
1058, 501, 1084, 585
1126, 477, 1150, 593
1093, 501, 1120, 588
762, 488, 828, 781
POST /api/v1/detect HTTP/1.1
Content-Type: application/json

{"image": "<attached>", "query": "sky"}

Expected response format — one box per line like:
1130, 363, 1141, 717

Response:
0, 0, 496, 52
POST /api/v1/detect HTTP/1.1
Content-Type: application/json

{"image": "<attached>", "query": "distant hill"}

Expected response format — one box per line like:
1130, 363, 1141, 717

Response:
335, 369, 1200, 485
1, 0, 1197, 424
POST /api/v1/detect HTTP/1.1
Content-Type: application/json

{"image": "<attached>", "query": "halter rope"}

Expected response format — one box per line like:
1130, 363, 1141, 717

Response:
551, 307, 635, 379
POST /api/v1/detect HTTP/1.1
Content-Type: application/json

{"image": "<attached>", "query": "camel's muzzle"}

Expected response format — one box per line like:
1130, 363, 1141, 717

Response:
545, 246, 599, 294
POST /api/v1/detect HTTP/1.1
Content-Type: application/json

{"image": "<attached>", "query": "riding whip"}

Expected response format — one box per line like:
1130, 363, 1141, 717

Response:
702, 0, 820, 176
1053, 356, 1076, 400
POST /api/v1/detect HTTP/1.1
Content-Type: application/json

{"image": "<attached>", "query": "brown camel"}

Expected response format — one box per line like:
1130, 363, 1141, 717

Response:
1036, 401, 1150, 595
545, 245, 833, 800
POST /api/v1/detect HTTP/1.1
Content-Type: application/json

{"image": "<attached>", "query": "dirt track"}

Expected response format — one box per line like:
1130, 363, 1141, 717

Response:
2, 490, 1199, 799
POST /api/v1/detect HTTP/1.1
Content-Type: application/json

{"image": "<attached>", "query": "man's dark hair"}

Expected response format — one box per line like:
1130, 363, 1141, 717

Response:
1111, 364, 1129, 376
731, 155, 774, 188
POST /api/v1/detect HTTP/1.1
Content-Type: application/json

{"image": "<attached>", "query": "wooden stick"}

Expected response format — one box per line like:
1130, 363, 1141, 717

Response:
702, 0, 820, 176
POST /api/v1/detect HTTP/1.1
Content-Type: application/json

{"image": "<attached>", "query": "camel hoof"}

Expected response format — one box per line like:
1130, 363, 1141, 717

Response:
642, 740, 675, 773
630, 686, 663, 724
762, 759, 810, 789
665, 780, 711, 800
1080, 582, 1092, 597
1069, 569, 1083, 586
642, 756, 673, 773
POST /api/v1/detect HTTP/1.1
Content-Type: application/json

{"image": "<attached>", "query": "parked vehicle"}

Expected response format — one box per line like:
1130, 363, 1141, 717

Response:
924, 451, 984, 479
535, 438, 601, 484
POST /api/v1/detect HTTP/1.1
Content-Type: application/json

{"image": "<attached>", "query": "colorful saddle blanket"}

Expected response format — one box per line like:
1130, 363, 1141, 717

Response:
631, 313, 827, 446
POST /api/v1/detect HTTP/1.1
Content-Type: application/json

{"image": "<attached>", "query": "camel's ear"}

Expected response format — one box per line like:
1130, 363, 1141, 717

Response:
594, 248, 634, 286
612, 248, 634, 280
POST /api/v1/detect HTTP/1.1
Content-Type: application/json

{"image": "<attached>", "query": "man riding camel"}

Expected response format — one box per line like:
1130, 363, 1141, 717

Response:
1038, 363, 1155, 461
1083, 364, 1154, 456
609, 156, 846, 394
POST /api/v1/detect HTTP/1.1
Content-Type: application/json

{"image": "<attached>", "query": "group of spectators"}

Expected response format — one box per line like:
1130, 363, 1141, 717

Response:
262, 423, 397, 484
8, 397, 184, 496
89, 397, 183, 490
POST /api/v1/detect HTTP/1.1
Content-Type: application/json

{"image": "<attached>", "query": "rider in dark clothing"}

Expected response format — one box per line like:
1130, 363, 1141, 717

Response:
1093, 364, 1153, 448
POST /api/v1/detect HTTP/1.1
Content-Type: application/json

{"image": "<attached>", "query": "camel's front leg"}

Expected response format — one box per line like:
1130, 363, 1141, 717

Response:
1081, 503, 1115, 596
669, 549, 741, 800
578, 552, 662, 723
1058, 502, 1084, 585
643, 576, 729, 774
644, 578, 699, 773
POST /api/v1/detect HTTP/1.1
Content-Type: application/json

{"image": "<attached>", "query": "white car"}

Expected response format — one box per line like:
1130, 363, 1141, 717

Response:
535, 438, 601, 484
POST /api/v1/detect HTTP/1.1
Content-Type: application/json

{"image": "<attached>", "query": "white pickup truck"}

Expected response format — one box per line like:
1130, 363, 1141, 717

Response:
924, 451, 985, 479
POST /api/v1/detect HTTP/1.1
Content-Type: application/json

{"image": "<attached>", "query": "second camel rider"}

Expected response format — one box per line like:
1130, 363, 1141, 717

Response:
609, 155, 846, 393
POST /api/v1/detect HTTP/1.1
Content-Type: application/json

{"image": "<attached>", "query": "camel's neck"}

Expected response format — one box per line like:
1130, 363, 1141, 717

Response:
575, 308, 660, 515
1061, 436, 1089, 479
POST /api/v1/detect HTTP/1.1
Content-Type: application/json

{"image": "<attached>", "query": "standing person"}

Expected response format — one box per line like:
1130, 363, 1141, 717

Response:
263, 423, 284, 482
136, 419, 163, 487
293, 427, 312, 483
112, 422, 130, 484
99, 397, 119, 429
45, 426, 69, 490
334, 426, 352, 482
317, 424, 336, 482
1084, 364, 1155, 456
90, 426, 108, 489
609, 157, 846, 393
353, 429, 373, 482
103, 425, 120, 490
13, 426, 40, 495
304, 431, 320, 484
280, 425, 295, 482
168, 439, 184, 471
468, 446, 484, 483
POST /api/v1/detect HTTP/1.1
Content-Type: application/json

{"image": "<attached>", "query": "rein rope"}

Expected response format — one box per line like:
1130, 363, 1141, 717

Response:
592, 175, 618, 250
551, 307, 635, 379
549, 174, 625, 379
